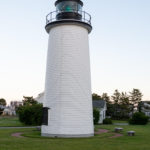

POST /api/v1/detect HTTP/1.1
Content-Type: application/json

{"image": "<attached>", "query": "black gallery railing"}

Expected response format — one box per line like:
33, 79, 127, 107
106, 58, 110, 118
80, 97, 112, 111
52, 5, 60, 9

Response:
46, 11, 91, 25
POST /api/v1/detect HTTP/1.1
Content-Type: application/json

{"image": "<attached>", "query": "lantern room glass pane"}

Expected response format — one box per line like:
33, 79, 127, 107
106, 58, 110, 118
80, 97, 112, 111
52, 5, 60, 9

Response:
56, 1, 82, 13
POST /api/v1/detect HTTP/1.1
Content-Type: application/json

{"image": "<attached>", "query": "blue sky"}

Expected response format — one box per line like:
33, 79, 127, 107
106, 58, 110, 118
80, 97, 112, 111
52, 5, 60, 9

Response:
0, 0, 150, 103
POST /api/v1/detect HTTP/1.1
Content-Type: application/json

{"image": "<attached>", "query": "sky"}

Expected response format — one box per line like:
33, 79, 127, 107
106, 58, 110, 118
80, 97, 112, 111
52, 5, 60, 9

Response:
0, 0, 150, 104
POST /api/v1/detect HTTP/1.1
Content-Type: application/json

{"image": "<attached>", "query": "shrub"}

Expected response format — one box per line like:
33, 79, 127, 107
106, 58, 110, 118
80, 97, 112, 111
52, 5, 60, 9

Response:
93, 108, 100, 124
17, 103, 43, 125
129, 112, 149, 125
103, 118, 112, 124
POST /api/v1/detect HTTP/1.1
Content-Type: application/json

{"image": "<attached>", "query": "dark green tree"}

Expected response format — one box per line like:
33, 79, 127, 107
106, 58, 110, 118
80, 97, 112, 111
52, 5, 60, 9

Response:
111, 90, 121, 104
129, 89, 143, 113
22, 96, 37, 106
129, 112, 149, 125
119, 92, 131, 119
93, 108, 100, 124
0, 98, 6, 115
111, 90, 121, 119
92, 93, 102, 100
17, 103, 43, 125
0, 98, 7, 106
101, 93, 111, 104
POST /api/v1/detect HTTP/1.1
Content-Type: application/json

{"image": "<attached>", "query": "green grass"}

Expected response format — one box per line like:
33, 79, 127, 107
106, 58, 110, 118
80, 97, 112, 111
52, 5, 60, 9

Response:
0, 116, 25, 127
112, 120, 128, 123
0, 124, 150, 150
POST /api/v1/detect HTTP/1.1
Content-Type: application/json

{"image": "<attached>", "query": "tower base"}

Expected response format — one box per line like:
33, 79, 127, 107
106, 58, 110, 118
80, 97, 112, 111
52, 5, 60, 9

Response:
41, 133, 94, 138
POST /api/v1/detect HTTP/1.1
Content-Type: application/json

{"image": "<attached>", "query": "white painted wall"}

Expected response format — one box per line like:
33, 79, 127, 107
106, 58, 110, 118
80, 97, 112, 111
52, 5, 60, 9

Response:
98, 109, 105, 124
42, 24, 94, 137
98, 104, 107, 124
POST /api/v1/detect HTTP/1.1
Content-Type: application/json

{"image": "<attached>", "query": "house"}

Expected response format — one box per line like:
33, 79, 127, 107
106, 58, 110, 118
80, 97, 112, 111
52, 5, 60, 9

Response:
2, 101, 23, 116
35, 92, 44, 104
3, 106, 15, 116
138, 101, 150, 117
10, 101, 23, 109
0, 105, 5, 109
93, 100, 107, 124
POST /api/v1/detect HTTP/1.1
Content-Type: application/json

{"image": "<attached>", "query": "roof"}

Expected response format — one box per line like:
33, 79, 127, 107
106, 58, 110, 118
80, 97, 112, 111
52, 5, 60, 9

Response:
93, 100, 106, 108
55, 0, 83, 6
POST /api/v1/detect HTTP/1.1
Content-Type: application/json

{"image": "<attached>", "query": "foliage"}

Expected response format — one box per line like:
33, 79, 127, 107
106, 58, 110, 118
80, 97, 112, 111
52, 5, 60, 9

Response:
101, 93, 111, 104
22, 96, 37, 106
110, 90, 131, 119
93, 89, 143, 120
92, 93, 102, 100
0, 110, 3, 116
93, 108, 100, 124
111, 90, 121, 104
17, 103, 43, 125
129, 89, 143, 113
129, 112, 149, 125
0, 98, 7, 106
0, 98, 7, 116
106, 103, 114, 117
103, 118, 112, 124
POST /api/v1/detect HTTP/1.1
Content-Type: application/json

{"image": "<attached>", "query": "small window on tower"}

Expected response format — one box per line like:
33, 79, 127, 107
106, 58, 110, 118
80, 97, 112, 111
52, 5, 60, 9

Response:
42, 107, 50, 125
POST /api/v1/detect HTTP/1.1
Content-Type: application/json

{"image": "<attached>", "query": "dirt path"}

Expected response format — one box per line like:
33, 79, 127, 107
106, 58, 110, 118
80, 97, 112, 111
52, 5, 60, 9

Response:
109, 133, 123, 138
95, 129, 109, 134
11, 132, 24, 138
95, 129, 123, 138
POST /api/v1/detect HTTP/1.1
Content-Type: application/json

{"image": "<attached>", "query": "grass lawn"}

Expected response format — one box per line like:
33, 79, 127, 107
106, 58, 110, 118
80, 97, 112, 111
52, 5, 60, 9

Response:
0, 116, 25, 127
0, 124, 150, 150
112, 120, 128, 123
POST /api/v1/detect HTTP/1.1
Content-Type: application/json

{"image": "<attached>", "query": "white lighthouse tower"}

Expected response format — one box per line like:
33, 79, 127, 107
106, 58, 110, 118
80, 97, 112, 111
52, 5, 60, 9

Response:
41, 0, 94, 137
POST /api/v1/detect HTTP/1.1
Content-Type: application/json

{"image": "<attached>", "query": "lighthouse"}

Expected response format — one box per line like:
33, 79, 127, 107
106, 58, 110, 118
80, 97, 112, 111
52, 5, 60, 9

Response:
41, 0, 94, 137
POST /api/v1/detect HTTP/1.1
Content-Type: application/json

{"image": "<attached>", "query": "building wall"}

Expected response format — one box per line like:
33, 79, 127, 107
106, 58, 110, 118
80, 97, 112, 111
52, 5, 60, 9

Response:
98, 108, 106, 124
42, 24, 94, 137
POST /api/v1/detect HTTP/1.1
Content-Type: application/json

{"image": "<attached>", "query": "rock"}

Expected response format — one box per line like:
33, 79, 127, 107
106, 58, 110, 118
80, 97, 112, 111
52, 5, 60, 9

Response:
127, 131, 135, 136
115, 127, 123, 132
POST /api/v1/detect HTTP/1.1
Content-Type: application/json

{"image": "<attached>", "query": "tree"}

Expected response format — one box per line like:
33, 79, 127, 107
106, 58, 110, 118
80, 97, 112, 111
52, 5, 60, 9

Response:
22, 96, 37, 106
111, 90, 121, 104
16, 96, 42, 125
119, 92, 131, 119
0, 98, 6, 115
129, 89, 143, 112
111, 90, 131, 119
17, 103, 43, 125
0, 98, 6, 106
101, 93, 111, 104
93, 108, 100, 124
92, 93, 102, 100
111, 90, 121, 119
129, 112, 149, 125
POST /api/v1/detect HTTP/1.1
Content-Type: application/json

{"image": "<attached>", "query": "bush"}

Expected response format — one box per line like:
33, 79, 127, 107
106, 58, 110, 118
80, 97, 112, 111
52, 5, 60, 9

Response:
17, 103, 43, 125
93, 108, 100, 124
129, 112, 149, 125
103, 118, 112, 124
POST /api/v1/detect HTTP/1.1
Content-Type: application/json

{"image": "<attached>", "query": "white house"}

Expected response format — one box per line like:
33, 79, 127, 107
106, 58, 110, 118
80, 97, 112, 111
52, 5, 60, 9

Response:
93, 100, 107, 124
139, 101, 150, 117
2, 101, 23, 116
35, 92, 44, 104
3, 107, 15, 116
